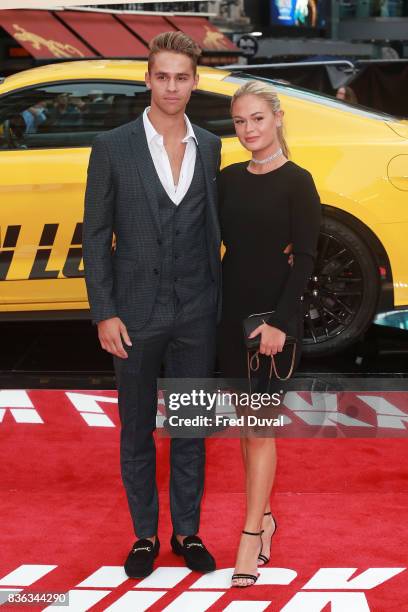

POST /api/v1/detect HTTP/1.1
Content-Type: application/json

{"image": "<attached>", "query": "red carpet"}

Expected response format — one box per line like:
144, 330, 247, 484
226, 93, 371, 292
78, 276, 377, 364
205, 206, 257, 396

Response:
1, 389, 408, 611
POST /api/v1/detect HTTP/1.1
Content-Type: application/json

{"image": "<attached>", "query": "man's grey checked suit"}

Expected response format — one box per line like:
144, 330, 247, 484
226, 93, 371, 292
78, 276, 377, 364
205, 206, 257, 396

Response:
83, 115, 222, 538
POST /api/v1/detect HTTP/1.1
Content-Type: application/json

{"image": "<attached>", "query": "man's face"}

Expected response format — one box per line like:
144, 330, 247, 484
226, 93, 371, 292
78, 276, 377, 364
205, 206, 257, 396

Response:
145, 51, 199, 116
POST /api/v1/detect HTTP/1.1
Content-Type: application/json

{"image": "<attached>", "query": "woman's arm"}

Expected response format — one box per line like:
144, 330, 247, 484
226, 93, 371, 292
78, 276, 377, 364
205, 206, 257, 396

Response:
266, 169, 321, 335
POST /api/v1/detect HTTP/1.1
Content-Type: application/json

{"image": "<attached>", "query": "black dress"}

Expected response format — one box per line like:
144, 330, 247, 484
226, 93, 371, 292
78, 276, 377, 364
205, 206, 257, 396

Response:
217, 160, 321, 389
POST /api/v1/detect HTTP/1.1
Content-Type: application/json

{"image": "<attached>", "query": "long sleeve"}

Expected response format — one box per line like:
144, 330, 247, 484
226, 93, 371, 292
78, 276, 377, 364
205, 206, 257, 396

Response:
82, 135, 117, 325
266, 169, 321, 335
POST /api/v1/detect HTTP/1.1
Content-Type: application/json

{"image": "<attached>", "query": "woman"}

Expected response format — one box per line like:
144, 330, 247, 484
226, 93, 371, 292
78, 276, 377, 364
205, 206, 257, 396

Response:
217, 81, 321, 587
336, 85, 358, 105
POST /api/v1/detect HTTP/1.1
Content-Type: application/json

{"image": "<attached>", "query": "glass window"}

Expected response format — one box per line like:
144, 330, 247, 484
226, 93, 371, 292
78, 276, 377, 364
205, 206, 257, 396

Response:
0, 81, 149, 150
187, 90, 234, 137
223, 73, 401, 121
0, 81, 234, 150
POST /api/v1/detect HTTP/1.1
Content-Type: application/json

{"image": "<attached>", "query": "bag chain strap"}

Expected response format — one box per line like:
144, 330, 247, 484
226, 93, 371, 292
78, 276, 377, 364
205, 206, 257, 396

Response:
246, 344, 297, 395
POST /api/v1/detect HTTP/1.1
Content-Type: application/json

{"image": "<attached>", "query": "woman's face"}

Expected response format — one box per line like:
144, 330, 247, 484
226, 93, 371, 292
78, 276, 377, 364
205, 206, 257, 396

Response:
336, 87, 346, 100
231, 94, 283, 154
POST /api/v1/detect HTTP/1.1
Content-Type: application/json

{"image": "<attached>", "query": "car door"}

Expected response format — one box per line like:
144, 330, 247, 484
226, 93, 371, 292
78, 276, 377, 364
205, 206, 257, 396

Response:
0, 79, 148, 315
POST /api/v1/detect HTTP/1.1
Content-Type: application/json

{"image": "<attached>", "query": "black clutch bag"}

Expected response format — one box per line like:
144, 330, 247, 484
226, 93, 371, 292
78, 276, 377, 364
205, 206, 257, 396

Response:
242, 311, 297, 383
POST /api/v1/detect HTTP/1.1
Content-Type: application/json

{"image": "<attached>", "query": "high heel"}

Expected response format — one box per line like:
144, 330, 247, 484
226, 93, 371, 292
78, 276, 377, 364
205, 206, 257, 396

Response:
258, 512, 277, 566
231, 529, 264, 588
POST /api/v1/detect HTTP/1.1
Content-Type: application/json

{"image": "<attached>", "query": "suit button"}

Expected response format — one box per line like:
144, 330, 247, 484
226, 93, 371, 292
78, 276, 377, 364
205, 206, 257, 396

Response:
174, 277, 179, 282
175, 255, 179, 260
153, 268, 159, 275
175, 230, 180, 236
157, 239, 162, 245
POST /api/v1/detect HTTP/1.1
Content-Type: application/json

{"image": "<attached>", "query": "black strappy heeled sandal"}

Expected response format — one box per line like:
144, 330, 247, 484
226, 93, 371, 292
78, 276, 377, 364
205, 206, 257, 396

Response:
231, 529, 264, 588
258, 512, 277, 566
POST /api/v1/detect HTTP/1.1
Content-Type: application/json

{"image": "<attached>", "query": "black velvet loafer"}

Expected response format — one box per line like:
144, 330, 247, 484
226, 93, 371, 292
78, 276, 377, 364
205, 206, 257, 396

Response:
124, 537, 160, 579
171, 534, 216, 573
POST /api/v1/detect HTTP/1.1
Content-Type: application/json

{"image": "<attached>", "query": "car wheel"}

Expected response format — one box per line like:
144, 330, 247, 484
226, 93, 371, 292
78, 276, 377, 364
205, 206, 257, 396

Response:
302, 216, 380, 357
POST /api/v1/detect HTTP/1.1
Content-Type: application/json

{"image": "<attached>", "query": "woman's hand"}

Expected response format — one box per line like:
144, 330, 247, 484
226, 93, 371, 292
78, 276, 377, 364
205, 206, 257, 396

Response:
248, 323, 286, 356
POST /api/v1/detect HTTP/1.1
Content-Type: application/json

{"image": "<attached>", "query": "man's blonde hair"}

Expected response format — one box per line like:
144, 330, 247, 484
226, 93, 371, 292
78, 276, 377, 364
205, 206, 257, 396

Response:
148, 31, 202, 73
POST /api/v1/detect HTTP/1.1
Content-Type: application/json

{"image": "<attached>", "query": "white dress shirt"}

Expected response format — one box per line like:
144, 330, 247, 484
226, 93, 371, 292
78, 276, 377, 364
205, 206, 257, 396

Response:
142, 106, 198, 206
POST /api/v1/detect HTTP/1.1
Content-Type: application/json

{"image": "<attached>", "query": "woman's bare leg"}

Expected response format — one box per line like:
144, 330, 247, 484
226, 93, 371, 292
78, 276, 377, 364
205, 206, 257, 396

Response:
258, 445, 277, 565
232, 436, 277, 586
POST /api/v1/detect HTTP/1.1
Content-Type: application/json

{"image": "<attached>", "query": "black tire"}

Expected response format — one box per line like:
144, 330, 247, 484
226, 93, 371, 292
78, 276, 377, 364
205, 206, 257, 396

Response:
302, 215, 380, 357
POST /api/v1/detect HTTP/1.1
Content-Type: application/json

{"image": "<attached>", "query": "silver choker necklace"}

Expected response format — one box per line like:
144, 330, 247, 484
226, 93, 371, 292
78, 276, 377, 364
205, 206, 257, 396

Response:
251, 148, 283, 165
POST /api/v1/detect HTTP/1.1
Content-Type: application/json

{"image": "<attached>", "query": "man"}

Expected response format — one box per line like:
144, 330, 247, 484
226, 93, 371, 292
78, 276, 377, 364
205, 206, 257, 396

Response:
82, 32, 221, 578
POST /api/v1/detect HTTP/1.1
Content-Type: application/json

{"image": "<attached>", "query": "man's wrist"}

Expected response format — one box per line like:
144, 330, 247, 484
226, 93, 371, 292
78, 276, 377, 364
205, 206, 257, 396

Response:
93, 314, 118, 325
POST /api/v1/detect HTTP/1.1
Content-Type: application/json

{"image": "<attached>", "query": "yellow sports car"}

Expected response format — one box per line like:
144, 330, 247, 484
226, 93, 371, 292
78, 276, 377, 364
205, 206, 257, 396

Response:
0, 60, 407, 356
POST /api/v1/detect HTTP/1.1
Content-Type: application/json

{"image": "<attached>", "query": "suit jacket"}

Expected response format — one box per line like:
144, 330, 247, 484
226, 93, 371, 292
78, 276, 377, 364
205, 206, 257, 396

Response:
82, 114, 222, 329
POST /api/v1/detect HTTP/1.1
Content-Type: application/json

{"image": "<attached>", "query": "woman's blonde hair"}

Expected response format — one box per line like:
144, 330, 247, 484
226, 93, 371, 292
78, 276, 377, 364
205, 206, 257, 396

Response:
231, 81, 290, 159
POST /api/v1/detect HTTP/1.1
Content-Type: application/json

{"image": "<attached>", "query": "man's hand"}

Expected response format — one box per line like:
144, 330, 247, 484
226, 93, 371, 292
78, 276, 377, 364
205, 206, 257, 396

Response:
248, 323, 286, 357
97, 317, 132, 359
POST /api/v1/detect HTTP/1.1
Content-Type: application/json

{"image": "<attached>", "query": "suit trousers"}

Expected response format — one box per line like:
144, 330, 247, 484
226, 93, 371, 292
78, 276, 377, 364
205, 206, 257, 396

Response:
113, 296, 216, 539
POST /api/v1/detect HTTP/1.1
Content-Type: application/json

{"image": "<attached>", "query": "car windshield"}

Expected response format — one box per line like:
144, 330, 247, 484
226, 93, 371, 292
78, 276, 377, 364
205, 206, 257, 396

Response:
224, 73, 402, 122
